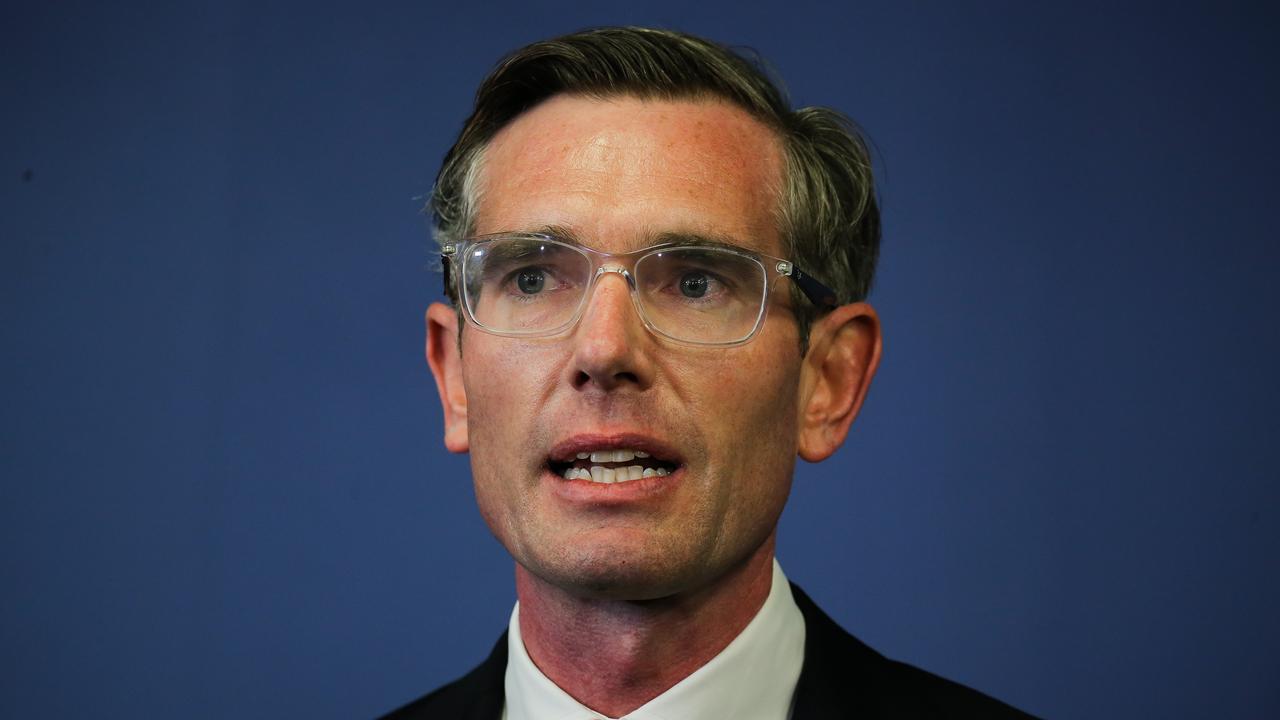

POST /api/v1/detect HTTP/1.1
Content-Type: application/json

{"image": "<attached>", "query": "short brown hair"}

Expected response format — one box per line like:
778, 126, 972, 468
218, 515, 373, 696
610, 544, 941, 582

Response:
431, 26, 880, 346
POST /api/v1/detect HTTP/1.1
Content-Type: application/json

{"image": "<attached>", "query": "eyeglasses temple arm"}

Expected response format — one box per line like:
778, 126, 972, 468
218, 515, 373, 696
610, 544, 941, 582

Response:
778, 261, 839, 309
440, 244, 456, 297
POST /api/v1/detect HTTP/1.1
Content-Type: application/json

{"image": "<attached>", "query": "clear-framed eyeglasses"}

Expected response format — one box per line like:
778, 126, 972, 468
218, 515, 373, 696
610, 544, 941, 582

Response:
441, 233, 839, 347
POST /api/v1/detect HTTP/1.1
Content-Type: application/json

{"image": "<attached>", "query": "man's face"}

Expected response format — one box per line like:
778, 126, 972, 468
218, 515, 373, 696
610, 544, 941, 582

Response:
446, 95, 808, 600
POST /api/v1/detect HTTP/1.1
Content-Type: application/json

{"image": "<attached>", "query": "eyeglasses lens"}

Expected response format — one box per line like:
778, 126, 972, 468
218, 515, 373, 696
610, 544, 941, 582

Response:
633, 249, 765, 343
461, 237, 767, 344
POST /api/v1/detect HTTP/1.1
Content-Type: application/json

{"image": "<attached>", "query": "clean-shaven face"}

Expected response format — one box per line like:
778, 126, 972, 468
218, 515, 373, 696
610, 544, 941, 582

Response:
459, 95, 806, 600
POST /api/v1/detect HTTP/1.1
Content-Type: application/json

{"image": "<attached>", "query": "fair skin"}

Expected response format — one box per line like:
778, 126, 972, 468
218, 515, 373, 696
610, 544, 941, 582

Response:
426, 94, 881, 716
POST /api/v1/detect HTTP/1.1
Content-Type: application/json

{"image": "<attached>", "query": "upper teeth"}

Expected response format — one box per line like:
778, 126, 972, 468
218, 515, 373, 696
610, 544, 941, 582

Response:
562, 448, 666, 483
575, 449, 651, 463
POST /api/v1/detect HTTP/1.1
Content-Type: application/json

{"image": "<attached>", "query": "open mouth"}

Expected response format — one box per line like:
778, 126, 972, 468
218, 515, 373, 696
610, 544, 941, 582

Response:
547, 447, 680, 484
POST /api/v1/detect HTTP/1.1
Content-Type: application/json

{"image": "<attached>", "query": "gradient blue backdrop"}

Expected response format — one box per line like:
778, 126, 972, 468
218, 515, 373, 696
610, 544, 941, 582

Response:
3, 1, 1277, 718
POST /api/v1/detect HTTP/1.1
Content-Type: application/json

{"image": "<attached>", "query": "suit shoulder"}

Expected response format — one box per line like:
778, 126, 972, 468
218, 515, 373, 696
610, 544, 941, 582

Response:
378, 673, 480, 719
378, 634, 507, 720
789, 584, 1039, 719
879, 658, 1039, 719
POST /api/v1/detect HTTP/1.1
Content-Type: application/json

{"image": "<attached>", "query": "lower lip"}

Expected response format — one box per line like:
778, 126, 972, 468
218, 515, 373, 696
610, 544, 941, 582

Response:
544, 465, 683, 505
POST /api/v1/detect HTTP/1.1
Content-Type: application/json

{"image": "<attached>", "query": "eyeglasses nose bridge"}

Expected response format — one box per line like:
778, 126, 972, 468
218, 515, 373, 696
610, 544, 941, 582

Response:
580, 264, 645, 329
594, 264, 636, 290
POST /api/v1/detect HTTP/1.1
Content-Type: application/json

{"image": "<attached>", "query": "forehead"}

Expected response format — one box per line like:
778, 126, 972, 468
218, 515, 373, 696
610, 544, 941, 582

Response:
474, 94, 785, 256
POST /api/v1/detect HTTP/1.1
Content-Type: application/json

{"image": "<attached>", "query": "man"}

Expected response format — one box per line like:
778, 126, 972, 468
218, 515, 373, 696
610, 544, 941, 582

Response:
387, 27, 1034, 719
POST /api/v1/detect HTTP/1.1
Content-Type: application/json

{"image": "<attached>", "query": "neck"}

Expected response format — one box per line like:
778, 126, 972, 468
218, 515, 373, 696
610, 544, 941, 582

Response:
514, 537, 777, 718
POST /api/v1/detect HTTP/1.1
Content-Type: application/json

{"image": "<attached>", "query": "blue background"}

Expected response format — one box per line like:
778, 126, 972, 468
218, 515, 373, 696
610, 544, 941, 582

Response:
3, 1, 1277, 717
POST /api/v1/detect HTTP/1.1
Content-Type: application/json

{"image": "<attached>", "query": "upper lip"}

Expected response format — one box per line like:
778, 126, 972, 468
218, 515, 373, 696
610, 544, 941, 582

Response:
546, 432, 683, 465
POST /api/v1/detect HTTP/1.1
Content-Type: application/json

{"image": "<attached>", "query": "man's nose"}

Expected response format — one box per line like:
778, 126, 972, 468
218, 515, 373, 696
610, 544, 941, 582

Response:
567, 268, 654, 392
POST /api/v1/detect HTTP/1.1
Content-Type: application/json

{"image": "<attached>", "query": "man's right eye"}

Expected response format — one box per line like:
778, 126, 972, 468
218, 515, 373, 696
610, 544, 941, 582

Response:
679, 271, 709, 298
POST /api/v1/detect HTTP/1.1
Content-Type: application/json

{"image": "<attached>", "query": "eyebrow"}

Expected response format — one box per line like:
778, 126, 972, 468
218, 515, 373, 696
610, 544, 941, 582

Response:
649, 231, 757, 255
527, 225, 760, 256
531, 224, 584, 244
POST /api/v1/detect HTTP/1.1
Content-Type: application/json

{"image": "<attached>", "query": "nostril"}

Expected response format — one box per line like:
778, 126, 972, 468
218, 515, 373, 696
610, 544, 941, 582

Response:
572, 368, 640, 390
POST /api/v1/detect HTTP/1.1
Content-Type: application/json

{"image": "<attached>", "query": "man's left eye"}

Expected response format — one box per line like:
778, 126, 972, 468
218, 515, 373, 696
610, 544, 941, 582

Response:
516, 269, 546, 294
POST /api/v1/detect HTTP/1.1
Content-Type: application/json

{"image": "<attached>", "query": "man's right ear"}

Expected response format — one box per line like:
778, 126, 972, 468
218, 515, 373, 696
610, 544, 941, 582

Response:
425, 302, 469, 453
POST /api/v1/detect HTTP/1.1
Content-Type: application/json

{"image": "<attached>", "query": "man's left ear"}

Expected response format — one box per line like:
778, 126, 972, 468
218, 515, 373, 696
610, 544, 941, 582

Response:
796, 302, 882, 462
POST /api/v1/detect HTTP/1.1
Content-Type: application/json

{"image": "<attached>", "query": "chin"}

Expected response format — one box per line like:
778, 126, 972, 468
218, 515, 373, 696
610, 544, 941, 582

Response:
523, 536, 705, 601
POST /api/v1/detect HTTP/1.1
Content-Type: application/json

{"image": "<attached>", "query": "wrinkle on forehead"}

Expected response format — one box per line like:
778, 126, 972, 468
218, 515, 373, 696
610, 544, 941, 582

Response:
564, 105, 763, 175
474, 95, 784, 253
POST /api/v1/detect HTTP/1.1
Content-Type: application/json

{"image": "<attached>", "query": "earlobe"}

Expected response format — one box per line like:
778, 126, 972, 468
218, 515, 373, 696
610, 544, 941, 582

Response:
425, 302, 470, 453
796, 302, 882, 462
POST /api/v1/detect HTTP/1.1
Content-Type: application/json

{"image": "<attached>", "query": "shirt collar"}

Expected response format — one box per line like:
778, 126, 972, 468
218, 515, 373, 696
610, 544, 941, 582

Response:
503, 558, 806, 720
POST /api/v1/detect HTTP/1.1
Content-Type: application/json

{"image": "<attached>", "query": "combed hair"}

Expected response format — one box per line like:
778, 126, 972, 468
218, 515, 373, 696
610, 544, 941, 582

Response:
431, 26, 879, 348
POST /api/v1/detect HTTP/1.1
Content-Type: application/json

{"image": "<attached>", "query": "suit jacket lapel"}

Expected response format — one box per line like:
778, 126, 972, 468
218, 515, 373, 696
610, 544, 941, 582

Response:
789, 583, 888, 719
459, 631, 508, 720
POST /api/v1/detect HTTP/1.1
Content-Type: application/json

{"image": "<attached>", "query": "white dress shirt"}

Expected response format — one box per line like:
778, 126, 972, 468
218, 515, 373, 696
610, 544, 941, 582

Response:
502, 558, 805, 720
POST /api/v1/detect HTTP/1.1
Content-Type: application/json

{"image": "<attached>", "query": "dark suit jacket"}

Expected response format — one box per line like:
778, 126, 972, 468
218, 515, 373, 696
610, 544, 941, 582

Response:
382, 584, 1037, 719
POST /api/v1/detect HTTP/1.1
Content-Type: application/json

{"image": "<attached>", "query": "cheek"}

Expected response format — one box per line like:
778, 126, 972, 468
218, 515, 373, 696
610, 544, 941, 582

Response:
460, 337, 566, 487
463, 339, 550, 435
461, 348, 526, 492
698, 346, 802, 458
463, 352, 543, 551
